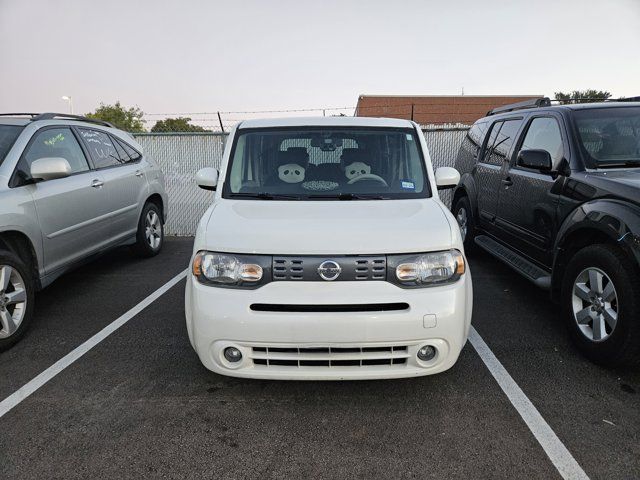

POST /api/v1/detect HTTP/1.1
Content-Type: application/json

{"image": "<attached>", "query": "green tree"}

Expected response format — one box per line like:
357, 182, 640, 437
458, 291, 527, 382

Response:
151, 117, 208, 133
86, 101, 145, 132
554, 90, 611, 104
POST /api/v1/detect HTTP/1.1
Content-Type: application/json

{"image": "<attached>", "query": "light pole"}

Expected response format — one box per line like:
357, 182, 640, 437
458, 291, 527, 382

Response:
61, 95, 73, 114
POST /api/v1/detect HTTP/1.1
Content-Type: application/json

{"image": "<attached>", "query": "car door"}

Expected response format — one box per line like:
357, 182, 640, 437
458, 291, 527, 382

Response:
495, 114, 567, 266
475, 118, 523, 233
77, 128, 148, 244
15, 126, 108, 273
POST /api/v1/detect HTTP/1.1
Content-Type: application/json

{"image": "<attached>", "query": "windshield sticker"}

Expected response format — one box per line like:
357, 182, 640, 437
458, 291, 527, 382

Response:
401, 180, 415, 190
302, 180, 339, 191
44, 133, 65, 146
406, 134, 413, 141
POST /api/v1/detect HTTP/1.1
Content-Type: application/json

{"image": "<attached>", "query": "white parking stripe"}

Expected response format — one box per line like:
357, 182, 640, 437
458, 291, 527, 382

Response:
0, 269, 187, 419
469, 327, 589, 480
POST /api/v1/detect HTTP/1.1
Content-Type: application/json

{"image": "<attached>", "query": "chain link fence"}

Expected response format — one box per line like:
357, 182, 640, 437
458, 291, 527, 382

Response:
133, 126, 469, 236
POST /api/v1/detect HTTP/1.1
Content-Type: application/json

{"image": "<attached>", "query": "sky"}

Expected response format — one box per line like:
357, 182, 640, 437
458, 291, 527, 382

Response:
1, 0, 639, 128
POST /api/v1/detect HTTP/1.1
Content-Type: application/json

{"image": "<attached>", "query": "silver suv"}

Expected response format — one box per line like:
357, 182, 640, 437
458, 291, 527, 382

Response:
0, 113, 167, 349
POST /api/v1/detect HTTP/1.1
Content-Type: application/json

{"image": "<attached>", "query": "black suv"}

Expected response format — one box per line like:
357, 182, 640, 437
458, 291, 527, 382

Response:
452, 98, 640, 366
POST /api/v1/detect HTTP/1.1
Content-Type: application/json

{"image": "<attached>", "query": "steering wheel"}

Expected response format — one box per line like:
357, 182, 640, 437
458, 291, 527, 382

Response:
347, 174, 388, 187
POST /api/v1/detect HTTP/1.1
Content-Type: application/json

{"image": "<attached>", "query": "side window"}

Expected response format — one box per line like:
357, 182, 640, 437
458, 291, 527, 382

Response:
486, 119, 522, 165
20, 128, 89, 179
78, 128, 123, 168
113, 136, 142, 162
520, 117, 564, 168
481, 121, 503, 165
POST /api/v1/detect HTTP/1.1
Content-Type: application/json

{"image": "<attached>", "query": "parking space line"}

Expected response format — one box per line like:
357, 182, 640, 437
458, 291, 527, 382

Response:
469, 326, 589, 480
0, 269, 187, 420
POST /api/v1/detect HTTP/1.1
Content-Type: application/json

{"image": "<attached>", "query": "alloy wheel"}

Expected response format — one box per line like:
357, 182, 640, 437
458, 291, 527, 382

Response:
572, 267, 618, 342
145, 211, 162, 249
456, 207, 468, 241
0, 265, 28, 339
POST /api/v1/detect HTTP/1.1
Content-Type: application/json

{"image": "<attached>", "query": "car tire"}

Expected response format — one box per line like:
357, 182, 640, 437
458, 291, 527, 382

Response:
452, 195, 475, 252
131, 202, 164, 258
561, 244, 640, 367
0, 249, 35, 351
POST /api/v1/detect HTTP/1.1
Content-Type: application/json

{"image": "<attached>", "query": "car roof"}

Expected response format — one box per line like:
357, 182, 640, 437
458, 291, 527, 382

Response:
557, 102, 640, 110
0, 117, 31, 126
238, 116, 416, 129
479, 101, 640, 122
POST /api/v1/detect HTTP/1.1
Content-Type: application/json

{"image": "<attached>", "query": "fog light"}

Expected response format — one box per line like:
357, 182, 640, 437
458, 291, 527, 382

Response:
224, 347, 242, 363
417, 345, 437, 361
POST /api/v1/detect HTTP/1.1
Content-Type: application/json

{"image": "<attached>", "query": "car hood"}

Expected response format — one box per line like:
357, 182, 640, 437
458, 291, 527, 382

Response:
584, 170, 640, 204
204, 199, 453, 255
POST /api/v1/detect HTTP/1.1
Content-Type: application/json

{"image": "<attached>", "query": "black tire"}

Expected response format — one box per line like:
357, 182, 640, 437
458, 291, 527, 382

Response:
131, 202, 164, 258
0, 249, 36, 351
452, 195, 476, 252
561, 244, 640, 367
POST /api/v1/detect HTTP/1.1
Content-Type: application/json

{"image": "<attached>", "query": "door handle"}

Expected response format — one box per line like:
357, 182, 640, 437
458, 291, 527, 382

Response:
502, 177, 513, 187
135, 170, 144, 177
91, 179, 104, 188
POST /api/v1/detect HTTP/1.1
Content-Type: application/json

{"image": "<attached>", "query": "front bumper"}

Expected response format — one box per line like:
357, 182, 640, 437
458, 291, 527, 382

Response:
185, 272, 472, 380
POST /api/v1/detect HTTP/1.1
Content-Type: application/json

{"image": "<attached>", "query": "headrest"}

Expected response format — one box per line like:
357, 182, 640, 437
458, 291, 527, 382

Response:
340, 148, 368, 168
275, 149, 309, 167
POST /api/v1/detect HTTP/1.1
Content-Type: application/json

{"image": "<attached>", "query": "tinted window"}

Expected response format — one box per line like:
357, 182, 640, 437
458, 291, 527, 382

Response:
113, 136, 142, 162
112, 136, 130, 163
574, 107, 640, 167
520, 117, 564, 168
79, 128, 122, 168
468, 121, 489, 149
485, 119, 522, 165
224, 127, 429, 200
482, 121, 503, 166
20, 128, 89, 179
0, 125, 24, 167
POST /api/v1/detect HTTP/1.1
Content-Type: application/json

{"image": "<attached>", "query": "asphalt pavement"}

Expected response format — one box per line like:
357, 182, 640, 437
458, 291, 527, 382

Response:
0, 237, 638, 479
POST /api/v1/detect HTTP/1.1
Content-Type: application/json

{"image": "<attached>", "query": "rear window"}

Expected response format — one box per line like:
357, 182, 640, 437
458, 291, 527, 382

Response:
0, 125, 24, 166
574, 107, 640, 168
223, 127, 430, 200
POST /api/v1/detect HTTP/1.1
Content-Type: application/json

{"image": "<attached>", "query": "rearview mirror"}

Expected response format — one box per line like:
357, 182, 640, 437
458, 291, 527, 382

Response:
517, 149, 552, 172
30, 157, 72, 181
196, 167, 219, 191
435, 167, 460, 190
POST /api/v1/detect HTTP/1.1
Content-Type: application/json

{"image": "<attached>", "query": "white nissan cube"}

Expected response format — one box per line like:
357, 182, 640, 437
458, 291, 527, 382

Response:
185, 117, 472, 380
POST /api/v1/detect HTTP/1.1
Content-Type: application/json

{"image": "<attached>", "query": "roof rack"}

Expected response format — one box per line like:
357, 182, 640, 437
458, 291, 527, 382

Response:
0, 113, 40, 118
487, 97, 551, 116
31, 113, 115, 128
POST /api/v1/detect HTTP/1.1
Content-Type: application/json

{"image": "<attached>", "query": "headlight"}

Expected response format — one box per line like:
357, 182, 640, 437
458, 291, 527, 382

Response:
192, 251, 270, 288
389, 250, 465, 287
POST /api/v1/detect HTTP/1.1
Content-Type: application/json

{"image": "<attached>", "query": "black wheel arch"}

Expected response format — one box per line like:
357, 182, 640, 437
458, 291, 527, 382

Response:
452, 173, 478, 215
0, 230, 41, 290
552, 199, 640, 301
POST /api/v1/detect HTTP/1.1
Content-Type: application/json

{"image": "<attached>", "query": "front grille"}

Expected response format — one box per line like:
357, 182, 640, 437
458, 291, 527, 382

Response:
250, 303, 409, 313
250, 345, 409, 368
272, 256, 386, 282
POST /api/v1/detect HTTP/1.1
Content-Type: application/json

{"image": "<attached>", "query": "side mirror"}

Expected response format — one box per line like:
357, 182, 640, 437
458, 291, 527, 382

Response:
196, 167, 219, 191
30, 157, 72, 181
435, 167, 460, 190
517, 149, 552, 172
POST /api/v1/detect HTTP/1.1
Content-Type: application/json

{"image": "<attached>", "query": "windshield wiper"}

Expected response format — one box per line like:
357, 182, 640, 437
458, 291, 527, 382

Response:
230, 192, 302, 200
596, 160, 640, 169
307, 193, 390, 200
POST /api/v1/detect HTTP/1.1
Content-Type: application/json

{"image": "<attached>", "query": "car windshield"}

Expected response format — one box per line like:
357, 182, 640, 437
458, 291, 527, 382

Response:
223, 127, 430, 200
574, 107, 640, 168
0, 125, 24, 166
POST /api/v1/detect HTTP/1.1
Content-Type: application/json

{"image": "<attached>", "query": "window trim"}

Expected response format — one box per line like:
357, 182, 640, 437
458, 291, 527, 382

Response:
221, 125, 433, 200
9, 125, 92, 188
